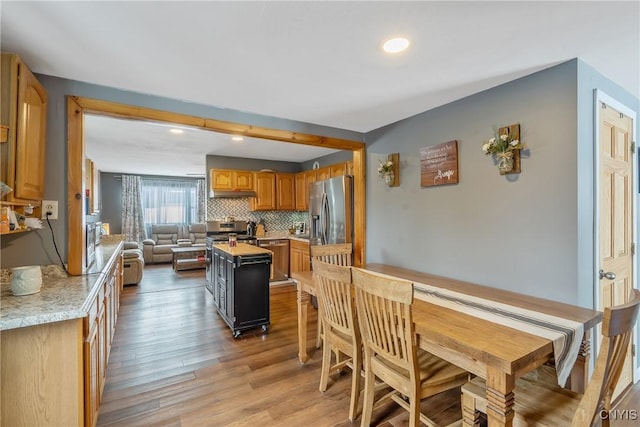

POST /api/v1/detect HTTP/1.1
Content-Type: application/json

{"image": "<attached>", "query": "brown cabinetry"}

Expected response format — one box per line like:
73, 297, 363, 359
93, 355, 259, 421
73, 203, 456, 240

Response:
289, 239, 311, 277
316, 166, 331, 181
0, 247, 122, 427
252, 172, 296, 211
294, 169, 317, 212
294, 160, 353, 212
276, 173, 295, 210
329, 163, 348, 177
1, 53, 47, 203
84, 316, 100, 427
251, 172, 276, 210
346, 161, 353, 176
210, 169, 253, 191
83, 250, 122, 427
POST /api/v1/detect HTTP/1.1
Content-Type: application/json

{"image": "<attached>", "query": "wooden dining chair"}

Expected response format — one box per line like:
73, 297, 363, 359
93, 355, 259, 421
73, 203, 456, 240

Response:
352, 267, 470, 427
460, 288, 640, 427
311, 243, 353, 349
310, 242, 353, 266
313, 258, 361, 421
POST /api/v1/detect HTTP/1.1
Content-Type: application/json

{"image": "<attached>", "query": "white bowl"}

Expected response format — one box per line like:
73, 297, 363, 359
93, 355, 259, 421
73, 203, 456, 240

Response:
11, 266, 42, 296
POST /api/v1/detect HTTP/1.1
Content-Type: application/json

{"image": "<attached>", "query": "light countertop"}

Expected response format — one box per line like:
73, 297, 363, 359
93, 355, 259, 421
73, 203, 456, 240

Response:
255, 231, 309, 242
0, 241, 123, 331
212, 243, 273, 257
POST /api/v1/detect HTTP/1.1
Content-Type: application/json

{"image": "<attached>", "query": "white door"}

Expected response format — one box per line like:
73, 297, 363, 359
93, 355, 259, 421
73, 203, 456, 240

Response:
597, 90, 637, 399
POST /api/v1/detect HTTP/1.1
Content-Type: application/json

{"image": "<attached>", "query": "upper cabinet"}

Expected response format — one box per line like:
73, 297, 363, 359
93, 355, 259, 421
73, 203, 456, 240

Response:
210, 169, 253, 191
222, 160, 350, 212
294, 161, 351, 212
251, 172, 276, 211
329, 163, 348, 177
276, 173, 295, 210
315, 160, 352, 182
1, 53, 47, 203
295, 169, 317, 212
251, 172, 296, 211
316, 166, 331, 182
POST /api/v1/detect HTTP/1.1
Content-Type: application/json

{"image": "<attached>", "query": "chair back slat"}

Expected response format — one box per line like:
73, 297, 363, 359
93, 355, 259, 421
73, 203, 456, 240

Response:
572, 288, 640, 427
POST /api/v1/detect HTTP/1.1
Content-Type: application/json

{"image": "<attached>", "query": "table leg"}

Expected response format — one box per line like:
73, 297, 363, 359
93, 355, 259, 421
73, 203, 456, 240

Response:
485, 371, 514, 427
297, 284, 311, 363
461, 388, 482, 427
567, 331, 591, 393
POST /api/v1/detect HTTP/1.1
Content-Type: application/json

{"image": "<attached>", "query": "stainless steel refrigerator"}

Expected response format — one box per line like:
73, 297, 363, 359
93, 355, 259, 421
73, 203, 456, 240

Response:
309, 175, 353, 246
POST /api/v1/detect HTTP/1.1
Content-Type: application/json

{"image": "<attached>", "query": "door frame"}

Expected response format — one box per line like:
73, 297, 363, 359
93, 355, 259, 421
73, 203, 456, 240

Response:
66, 96, 367, 275
593, 88, 638, 381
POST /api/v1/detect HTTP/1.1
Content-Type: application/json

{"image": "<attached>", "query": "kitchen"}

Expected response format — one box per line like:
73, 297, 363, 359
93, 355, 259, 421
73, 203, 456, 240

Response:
202, 172, 353, 337
2, 2, 639, 425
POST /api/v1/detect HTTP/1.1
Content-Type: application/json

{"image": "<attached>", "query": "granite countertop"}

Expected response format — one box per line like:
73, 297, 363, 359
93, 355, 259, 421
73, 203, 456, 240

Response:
0, 241, 124, 331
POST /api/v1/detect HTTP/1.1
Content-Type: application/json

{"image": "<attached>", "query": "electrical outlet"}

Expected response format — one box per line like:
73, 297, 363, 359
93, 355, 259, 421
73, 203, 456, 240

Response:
41, 200, 58, 220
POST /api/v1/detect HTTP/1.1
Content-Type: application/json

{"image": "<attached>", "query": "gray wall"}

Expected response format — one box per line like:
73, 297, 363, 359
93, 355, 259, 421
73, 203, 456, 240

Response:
364, 59, 640, 310
301, 150, 353, 171
0, 75, 361, 268
100, 172, 122, 234
2, 60, 638, 313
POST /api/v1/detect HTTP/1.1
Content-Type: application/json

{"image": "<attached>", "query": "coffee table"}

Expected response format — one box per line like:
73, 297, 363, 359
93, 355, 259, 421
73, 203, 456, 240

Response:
170, 246, 206, 271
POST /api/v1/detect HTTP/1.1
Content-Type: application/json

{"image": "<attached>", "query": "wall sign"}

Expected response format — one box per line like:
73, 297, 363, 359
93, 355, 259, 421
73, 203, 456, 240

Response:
420, 140, 459, 187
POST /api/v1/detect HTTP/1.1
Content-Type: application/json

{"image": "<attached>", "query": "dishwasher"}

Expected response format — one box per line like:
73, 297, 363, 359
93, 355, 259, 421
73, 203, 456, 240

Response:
258, 239, 290, 281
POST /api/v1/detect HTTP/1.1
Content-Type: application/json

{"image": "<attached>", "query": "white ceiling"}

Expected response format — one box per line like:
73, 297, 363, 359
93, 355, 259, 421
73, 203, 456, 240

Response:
2, 1, 638, 176
82, 114, 340, 177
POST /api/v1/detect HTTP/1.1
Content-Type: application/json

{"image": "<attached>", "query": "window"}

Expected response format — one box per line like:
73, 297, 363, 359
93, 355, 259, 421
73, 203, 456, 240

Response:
140, 178, 201, 235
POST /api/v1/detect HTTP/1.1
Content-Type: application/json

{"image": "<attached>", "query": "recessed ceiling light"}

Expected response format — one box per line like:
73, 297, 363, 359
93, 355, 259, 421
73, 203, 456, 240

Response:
382, 37, 410, 54
232, 136, 244, 142
169, 128, 184, 134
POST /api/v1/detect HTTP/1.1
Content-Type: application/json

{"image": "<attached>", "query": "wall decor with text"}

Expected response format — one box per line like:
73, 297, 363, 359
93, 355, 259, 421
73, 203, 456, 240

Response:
420, 140, 459, 187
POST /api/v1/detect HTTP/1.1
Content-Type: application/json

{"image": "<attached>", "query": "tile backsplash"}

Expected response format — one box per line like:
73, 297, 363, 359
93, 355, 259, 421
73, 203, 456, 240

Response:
207, 198, 308, 232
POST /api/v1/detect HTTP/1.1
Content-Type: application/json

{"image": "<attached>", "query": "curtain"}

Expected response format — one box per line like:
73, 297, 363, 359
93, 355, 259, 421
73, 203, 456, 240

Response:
140, 178, 200, 236
196, 178, 206, 223
121, 175, 146, 242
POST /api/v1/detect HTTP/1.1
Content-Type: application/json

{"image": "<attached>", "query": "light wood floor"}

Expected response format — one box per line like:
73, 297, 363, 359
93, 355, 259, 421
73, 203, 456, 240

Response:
97, 264, 640, 427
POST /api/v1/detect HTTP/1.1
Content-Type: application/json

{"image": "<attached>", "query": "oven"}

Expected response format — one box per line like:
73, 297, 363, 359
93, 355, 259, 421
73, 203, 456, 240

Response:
205, 220, 257, 245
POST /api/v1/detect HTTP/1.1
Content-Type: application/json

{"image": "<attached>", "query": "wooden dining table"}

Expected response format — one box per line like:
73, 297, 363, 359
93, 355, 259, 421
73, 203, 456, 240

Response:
292, 263, 602, 427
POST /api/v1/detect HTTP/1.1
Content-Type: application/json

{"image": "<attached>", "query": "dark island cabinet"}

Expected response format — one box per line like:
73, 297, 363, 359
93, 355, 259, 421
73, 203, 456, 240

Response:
210, 244, 272, 338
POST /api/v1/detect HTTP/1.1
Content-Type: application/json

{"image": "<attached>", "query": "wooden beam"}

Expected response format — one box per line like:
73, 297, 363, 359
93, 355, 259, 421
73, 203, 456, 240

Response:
67, 96, 367, 273
67, 97, 85, 275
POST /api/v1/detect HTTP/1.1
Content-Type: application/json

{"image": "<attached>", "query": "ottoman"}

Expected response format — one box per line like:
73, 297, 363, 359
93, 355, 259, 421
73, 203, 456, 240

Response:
123, 242, 144, 285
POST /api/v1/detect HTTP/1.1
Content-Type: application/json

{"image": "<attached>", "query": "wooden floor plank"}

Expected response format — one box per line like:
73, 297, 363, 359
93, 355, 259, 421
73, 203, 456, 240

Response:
98, 263, 640, 427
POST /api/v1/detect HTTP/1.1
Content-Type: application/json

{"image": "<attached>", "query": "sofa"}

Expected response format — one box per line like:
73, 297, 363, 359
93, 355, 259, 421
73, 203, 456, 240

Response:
142, 223, 207, 264
122, 242, 144, 285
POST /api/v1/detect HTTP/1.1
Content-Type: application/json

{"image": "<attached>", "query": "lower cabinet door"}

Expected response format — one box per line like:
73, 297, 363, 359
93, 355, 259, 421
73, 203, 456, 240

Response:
84, 322, 100, 427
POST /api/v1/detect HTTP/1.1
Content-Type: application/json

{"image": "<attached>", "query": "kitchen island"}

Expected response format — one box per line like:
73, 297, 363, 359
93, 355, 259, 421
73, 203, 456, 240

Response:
1, 240, 124, 427
210, 243, 272, 338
